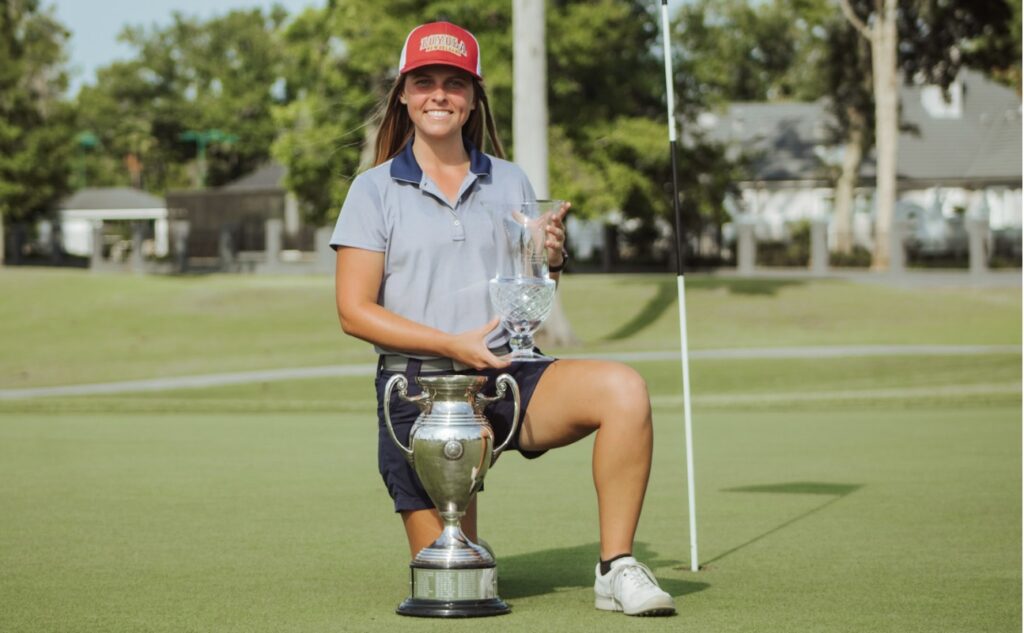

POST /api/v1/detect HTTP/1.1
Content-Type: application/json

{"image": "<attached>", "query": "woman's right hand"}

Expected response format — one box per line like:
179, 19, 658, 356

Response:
445, 318, 511, 370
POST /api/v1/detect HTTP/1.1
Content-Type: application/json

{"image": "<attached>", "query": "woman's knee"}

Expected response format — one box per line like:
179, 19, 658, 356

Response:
596, 363, 652, 425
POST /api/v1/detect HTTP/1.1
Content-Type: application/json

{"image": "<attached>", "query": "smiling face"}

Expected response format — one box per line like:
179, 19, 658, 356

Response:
400, 65, 476, 143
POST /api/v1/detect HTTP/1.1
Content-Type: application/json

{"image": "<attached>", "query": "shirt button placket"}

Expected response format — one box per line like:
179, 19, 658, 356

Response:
451, 213, 466, 241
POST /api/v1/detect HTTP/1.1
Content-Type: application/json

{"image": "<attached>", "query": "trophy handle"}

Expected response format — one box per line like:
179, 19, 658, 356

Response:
489, 374, 521, 463
382, 374, 416, 461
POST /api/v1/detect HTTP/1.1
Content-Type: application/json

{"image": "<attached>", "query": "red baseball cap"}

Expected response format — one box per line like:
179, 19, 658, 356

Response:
399, 22, 482, 79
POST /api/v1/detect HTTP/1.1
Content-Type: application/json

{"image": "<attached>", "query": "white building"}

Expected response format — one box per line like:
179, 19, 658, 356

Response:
58, 188, 169, 258
704, 70, 1022, 253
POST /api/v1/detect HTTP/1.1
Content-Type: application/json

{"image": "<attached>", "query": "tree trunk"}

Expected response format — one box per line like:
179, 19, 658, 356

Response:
513, 0, 550, 198
514, 0, 577, 348
840, 0, 900, 270
535, 295, 578, 349
833, 106, 865, 254
871, 0, 899, 270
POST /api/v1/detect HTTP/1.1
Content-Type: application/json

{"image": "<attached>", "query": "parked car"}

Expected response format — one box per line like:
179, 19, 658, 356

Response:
898, 201, 969, 259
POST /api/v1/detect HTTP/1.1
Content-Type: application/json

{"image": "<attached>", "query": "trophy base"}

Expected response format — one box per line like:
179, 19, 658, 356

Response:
398, 564, 509, 618
396, 597, 510, 618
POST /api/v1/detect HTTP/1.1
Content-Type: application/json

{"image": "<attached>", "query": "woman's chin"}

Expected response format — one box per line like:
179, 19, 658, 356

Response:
416, 126, 463, 142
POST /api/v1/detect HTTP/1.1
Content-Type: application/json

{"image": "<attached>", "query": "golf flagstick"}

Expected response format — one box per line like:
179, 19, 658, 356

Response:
660, 0, 699, 573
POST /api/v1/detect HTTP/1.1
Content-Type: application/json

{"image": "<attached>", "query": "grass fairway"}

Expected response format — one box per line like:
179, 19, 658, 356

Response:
1, 269, 1019, 388
0, 269, 1020, 631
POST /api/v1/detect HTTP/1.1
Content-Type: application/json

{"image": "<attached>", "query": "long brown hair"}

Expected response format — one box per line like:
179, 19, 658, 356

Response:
372, 72, 505, 166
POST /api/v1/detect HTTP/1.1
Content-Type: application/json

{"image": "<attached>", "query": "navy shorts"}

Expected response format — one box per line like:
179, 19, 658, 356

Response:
375, 358, 555, 512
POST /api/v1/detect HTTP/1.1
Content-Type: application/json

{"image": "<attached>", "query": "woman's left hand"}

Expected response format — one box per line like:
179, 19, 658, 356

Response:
546, 201, 571, 268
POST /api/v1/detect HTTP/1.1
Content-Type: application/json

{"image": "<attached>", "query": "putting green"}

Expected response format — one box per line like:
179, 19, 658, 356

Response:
0, 360, 1019, 631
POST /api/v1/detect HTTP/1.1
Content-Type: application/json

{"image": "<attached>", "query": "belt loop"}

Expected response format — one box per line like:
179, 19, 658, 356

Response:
376, 355, 385, 378
404, 358, 423, 395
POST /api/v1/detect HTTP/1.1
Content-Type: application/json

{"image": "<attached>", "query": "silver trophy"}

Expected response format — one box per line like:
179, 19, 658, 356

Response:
383, 373, 521, 617
488, 200, 564, 362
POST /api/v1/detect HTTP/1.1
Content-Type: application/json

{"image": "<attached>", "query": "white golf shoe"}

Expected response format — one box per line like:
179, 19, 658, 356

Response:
594, 556, 676, 616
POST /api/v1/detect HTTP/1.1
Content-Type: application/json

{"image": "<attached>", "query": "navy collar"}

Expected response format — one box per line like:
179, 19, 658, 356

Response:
390, 136, 492, 184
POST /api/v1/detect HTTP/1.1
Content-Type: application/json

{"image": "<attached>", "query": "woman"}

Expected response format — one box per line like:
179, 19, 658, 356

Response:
331, 21, 675, 617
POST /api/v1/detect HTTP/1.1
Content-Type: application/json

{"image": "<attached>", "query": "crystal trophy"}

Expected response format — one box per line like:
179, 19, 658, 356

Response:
487, 201, 563, 362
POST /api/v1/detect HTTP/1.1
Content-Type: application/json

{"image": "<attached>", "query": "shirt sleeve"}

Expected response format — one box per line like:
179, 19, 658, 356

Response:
330, 173, 387, 252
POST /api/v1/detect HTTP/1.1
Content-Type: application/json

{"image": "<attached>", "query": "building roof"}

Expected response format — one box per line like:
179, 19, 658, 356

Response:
704, 101, 834, 182
219, 162, 287, 191
58, 187, 165, 210
899, 70, 1022, 184
705, 70, 1021, 186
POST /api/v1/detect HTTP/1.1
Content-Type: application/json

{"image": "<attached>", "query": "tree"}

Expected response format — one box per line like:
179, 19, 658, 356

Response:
840, 0, 899, 270
546, 0, 740, 265
276, 2, 704, 232
546, 1, 667, 215
674, 0, 832, 106
839, 0, 1016, 269
671, 0, 836, 257
899, 0, 1019, 90
0, 0, 75, 261
975, 0, 1021, 91
75, 8, 289, 192
273, 1, 514, 225
822, 13, 874, 254
272, 4, 382, 225
274, 0, 744, 278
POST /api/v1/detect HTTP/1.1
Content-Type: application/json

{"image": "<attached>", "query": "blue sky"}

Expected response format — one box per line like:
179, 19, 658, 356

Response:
51, 0, 690, 95
50, 0, 318, 94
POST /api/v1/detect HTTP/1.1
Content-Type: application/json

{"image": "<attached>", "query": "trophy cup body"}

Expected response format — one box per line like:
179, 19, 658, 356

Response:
488, 200, 564, 362
383, 374, 521, 617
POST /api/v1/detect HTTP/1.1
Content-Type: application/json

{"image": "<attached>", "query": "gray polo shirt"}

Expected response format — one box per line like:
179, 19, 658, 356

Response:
330, 138, 536, 358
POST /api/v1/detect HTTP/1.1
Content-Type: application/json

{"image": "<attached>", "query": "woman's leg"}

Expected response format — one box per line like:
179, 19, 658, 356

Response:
518, 359, 653, 560
400, 498, 478, 558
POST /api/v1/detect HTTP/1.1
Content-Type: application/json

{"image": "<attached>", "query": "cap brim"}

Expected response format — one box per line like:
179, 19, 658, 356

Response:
401, 59, 481, 80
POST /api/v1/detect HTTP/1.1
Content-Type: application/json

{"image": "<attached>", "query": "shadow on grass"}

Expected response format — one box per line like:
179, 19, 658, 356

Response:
603, 277, 807, 341
685, 277, 807, 296
500, 541, 709, 600
699, 481, 863, 567
605, 280, 678, 341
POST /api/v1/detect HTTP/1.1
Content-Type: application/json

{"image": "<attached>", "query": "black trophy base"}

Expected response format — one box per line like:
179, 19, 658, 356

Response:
396, 597, 510, 618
